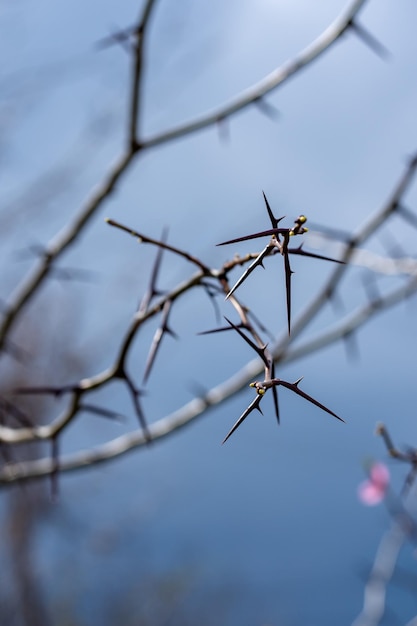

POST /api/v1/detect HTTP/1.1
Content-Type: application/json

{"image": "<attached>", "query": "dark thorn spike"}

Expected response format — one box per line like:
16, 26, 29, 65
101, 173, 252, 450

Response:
125, 377, 151, 442
224, 317, 269, 367
254, 98, 280, 120
80, 404, 126, 422
143, 301, 175, 384
396, 204, 417, 230
14, 385, 77, 397
165, 326, 179, 339
288, 246, 345, 264
271, 362, 280, 424
198, 325, 238, 335
262, 192, 284, 229
201, 282, 222, 325
246, 310, 275, 341
217, 228, 289, 246
282, 234, 292, 335
225, 245, 274, 299
276, 380, 344, 422
222, 395, 263, 444
0, 397, 33, 427
139, 227, 168, 313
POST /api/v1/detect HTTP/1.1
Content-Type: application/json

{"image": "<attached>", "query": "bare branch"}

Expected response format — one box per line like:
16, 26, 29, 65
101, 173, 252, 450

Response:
140, 0, 370, 149
348, 18, 390, 59
142, 299, 177, 384
128, 0, 159, 146
106, 218, 211, 272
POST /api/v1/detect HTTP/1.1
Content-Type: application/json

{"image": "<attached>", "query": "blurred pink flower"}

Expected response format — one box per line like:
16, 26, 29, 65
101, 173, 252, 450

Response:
358, 462, 390, 506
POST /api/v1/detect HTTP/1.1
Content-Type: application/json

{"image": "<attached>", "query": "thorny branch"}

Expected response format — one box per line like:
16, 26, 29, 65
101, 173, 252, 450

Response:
1, 0, 417, 485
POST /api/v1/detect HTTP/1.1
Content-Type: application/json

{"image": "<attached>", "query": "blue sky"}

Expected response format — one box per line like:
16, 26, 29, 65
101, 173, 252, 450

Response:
1, 1, 417, 624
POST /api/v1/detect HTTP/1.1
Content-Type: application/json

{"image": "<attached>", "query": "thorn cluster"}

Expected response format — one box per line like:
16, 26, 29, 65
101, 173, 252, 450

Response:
207, 193, 345, 442
217, 192, 344, 334
217, 317, 344, 444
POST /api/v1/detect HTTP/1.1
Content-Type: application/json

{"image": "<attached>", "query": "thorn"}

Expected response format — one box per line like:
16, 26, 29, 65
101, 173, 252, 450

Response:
271, 363, 280, 424
138, 226, 168, 313
254, 97, 280, 120
216, 115, 230, 143
95, 24, 136, 51
349, 20, 390, 60
197, 324, 239, 336
276, 379, 344, 422
283, 236, 292, 335
224, 245, 275, 299
224, 317, 270, 367
123, 374, 151, 442
396, 204, 417, 230
80, 404, 126, 422
142, 300, 176, 384
217, 228, 288, 246
262, 192, 284, 229
288, 247, 345, 264
165, 325, 178, 339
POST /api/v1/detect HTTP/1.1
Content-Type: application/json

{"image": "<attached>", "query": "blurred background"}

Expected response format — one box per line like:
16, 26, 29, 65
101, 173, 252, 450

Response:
1, 0, 417, 624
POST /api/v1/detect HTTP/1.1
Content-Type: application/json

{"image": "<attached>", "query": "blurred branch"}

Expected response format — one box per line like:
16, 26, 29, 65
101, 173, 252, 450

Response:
282, 273, 417, 365
309, 233, 417, 277
140, 0, 370, 149
352, 524, 407, 626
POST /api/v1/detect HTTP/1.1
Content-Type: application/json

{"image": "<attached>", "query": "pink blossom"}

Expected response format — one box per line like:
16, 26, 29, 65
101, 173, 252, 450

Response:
358, 462, 390, 506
